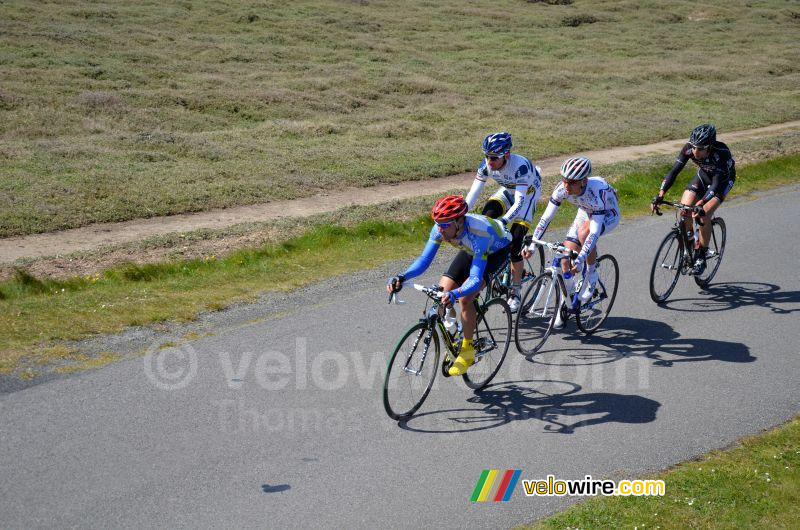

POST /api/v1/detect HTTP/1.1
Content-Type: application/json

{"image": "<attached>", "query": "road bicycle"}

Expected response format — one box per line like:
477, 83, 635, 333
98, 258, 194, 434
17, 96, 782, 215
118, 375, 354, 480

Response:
383, 285, 512, 420
649, 199, 726, 303
484, 243, 545, 303
514, 237, 619, 356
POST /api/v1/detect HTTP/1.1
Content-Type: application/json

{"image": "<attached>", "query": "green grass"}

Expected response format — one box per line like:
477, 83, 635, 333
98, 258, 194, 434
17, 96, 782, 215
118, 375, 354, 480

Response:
526, 416, 800, 529
1, 0, 799, 236
1, 153, 799, 376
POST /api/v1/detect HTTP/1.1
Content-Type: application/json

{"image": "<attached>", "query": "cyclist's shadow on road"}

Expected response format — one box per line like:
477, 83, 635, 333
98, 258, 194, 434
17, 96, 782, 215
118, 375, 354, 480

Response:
534, 315, 755, 368
659, 281, 800, 314
399, 380, 659, 434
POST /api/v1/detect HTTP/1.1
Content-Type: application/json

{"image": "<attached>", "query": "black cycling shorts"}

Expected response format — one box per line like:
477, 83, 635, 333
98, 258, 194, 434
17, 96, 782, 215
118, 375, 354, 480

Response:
481, 202, 529, 263
443, 247, 510, 288
686, 175, 735, 202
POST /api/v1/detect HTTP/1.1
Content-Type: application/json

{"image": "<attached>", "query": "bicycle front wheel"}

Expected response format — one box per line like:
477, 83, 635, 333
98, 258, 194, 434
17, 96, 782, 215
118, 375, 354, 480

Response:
515, 271, 561, 356
649, 230, 683, 303
463, 298, 512, 390
576, 254, 619, 334
523, 244, 545, 281
694, 217, 726, 288
383, 322, 440, 420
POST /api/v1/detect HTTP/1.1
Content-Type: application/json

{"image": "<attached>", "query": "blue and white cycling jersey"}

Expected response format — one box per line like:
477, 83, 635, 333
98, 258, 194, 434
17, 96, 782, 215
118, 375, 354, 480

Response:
402, 214, 512, 299
465, 154, 542, 225
533, 177, 620, 264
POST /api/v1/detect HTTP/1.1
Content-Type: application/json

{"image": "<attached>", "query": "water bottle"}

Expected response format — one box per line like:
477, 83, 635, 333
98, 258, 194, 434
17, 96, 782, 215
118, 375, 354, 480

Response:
444, 313, 459, 333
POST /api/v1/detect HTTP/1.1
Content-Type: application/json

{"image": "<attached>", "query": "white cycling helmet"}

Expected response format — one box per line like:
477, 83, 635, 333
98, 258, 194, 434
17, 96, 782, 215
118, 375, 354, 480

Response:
560, 156, 592, 181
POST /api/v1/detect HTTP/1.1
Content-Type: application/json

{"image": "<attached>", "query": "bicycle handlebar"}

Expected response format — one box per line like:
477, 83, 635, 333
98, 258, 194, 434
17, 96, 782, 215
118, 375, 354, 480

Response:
525, 236, 579, 259
652, 199, 705, 226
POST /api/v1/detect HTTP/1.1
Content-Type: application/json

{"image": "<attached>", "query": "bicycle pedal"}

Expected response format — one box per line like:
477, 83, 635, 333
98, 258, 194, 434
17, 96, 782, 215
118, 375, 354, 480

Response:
441, 359, 453, 378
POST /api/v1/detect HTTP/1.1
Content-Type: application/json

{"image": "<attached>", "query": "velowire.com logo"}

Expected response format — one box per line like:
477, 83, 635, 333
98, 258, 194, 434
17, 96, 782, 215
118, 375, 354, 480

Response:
470, 470, 522, 502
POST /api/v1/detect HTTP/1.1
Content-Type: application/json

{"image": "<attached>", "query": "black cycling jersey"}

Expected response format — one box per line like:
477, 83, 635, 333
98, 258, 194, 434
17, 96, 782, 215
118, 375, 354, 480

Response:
660, 140, 736, 201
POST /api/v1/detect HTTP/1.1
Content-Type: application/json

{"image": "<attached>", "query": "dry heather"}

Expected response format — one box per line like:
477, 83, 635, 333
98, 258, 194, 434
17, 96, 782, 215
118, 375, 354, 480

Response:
0, 0, 798, 236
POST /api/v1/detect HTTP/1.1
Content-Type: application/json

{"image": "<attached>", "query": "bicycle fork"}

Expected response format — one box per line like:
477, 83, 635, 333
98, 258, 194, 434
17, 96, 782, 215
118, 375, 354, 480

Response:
403, 326, 433, 376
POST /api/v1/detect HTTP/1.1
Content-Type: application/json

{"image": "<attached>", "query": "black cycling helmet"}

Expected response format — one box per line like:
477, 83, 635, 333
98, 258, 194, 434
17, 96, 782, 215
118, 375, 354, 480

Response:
689, 124, 716, 148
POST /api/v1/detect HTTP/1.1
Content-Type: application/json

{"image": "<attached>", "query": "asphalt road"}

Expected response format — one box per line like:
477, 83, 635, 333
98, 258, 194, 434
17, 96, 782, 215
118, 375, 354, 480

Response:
2, 185, 799, 528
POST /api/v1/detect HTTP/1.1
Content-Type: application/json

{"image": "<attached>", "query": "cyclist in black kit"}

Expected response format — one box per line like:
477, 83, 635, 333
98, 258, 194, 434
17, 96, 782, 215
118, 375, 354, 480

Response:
651, 124, 735, 275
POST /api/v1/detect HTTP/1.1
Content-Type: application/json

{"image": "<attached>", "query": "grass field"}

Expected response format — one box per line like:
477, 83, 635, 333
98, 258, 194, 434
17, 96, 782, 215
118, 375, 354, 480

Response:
1, 152, 798, 377
526, 416, 800, 529
1, 0, 798, 236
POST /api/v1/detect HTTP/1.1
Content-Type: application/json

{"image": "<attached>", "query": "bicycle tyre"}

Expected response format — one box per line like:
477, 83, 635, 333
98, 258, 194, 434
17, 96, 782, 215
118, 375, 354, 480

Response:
463, 297, 512, 390
523, 244, 545, 280
383, 322, 440, 420
514, 271, 561, 356
649, 230, 683, 303
576, 254, 619, 334
694, 217, 726, 288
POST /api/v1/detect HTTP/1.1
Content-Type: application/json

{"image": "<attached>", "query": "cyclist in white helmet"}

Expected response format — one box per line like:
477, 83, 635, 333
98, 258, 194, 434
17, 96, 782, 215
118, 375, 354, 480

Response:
524, 156, 620, 329
465, 132, 542, 313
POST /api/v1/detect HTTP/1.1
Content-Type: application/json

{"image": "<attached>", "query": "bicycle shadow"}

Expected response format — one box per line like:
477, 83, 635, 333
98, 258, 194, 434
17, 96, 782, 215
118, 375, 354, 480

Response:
660, 282, 800, 314
528, 316, 755, 368
399, 379, 660, 434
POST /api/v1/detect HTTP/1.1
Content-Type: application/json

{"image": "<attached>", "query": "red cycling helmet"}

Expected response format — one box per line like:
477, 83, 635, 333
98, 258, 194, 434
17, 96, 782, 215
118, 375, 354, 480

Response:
432, 195, 468, 223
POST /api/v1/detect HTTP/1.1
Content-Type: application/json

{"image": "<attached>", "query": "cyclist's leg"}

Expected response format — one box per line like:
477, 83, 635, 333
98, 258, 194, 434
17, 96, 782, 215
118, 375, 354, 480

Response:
563, 210, 588, 270
441, 251, 470, 323
554, 212, 585, 327
504, 187, 536, 285
697, 196, 721, 247
682, 177, 701, 240
697, 179, 731, 246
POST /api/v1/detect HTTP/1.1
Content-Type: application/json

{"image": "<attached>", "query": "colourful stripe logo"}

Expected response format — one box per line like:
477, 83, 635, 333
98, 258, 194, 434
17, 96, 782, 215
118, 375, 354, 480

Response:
470, 470, 522, 501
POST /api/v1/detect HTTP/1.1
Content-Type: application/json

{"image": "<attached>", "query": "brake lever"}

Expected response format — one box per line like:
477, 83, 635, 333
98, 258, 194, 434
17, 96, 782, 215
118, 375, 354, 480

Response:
387, 291, 406, 305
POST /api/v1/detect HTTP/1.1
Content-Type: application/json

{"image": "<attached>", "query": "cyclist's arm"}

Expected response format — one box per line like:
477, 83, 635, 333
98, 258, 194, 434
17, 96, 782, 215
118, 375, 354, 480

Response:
450, 251, 488, 299
401, 231, 441, 281
533, 197, 560, 240
501, 184, 529, 224
660, 147, 690, 195
465, 167, 488, 210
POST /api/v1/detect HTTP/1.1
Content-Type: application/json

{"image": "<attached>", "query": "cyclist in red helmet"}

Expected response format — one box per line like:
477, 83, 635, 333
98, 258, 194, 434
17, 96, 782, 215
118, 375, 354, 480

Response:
387, 195, 512, 375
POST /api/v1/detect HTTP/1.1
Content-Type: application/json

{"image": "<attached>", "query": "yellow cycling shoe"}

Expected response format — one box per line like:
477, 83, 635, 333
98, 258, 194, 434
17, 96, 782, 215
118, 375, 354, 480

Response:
448, 346, 475, 376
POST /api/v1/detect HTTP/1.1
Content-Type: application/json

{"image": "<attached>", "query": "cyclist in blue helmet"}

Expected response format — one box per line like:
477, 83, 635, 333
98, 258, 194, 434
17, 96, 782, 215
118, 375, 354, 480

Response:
652, 124, 736, 275
465, 132, 542, 313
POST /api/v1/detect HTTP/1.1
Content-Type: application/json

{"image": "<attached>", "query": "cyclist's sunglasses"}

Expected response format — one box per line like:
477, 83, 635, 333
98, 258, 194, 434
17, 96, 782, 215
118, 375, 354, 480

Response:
486, 154, 504, 161
690, 144, 710, 150
435, 219, 457, 229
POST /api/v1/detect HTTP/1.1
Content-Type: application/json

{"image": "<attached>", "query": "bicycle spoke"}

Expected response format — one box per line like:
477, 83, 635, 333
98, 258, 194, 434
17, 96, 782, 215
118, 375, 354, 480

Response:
383, 324, 440, 420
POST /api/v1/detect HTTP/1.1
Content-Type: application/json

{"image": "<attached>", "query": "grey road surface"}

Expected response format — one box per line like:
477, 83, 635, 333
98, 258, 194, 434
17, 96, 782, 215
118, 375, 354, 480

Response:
2, 185, 799, 528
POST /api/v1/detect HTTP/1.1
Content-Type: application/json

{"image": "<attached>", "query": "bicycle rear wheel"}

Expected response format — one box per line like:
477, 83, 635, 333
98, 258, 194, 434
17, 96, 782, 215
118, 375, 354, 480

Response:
514, 271, 561, 356
463, 298, 512, 390
649, 230, 683, 303
694, 217, 726, 288
576, 255, 619, 334
383, 322, 440, 420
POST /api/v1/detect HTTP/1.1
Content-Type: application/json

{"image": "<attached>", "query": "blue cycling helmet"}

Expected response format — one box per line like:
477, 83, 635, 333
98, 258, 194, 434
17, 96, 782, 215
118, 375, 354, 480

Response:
482, 132, 513, 156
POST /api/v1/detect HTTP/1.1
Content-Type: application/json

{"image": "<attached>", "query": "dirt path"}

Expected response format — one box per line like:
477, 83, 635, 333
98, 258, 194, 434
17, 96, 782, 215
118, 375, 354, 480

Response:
2, 120, 799, 264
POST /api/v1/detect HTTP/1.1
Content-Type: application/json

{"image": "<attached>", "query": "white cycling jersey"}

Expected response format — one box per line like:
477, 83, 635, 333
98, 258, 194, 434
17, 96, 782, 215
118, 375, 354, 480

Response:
534, 177, 621, 264
465, 153, 542, 225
